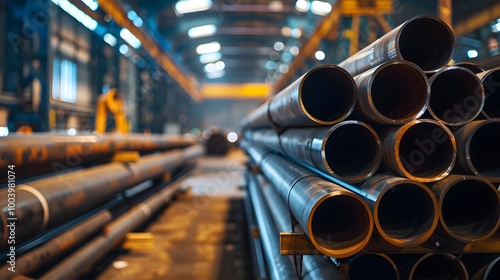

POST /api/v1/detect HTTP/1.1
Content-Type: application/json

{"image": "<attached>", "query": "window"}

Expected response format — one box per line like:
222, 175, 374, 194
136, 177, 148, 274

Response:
52, 57, 77, 103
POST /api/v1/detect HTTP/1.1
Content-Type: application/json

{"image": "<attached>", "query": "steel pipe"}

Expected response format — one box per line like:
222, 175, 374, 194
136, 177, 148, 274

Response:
428, 66, 485, 126
455, 62, 485, 74
353, 60, 429, 124
240, 65, 357, 130
362, 175, 439, 247
244, 144, 373, 258
454, 119, 500, 183
258, 176, 344, 280
338, 16, 454, 76
347, 253, 400, 280
0, 145, 204, 250
246, 173, 300, 280
245, 121, 382, 183
431, 175, 500, 243
463, 255, 500, 280
477, 67, 500, 118
0, 210, 112, 280
382, 119, 456, 182
408, 253, 468, 280
39, 176, 185, 280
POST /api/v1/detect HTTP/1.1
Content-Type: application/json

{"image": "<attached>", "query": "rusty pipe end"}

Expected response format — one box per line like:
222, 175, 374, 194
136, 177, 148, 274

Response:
479, 67, 500, 119
409, 253, 468, 280
306, 190, 374, 258
361, 61, 429, 124
299, 65, 357, 125
322, 121, 382, 183
428, 66, 485, 126
372, 179, 439, 247
435, 175, 500, 243
397, 16, 454, 71
387, 119, 457, 183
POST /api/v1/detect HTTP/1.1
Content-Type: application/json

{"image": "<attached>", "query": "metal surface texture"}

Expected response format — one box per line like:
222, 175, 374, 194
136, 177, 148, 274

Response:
382, 119, 457, 182
245, 121, 382, 183
353, 60, 429, 124
428, 66, 485, 126
346, 253, 400, 280
338, 16, 454, 76
240, 65, 357, 130
246, 173, 299, 280
38, 175, 185, 280
464, 255, 500, 280
431, 175, 500, 243
0, 210, 112, 279
454, 119, 500, 183
245, 144, 373, 258
361, 175, 439, 247
455, 62, 485, 74
0, 144, 204, 250
476, 67, 500, 119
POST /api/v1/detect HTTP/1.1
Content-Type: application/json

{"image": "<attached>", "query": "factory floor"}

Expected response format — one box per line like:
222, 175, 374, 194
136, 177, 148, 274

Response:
93, 149, 254, 280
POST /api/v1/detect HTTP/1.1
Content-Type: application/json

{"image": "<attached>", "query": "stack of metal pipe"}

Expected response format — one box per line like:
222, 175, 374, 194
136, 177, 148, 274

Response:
241, 15, 500, 279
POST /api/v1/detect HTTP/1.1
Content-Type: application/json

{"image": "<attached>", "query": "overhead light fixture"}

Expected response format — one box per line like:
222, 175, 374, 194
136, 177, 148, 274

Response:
207, 70, 225, 79
0, 127, 8, 137
274, 41, 285, 51
467, 50, 478, 58
67, 128, 77, 136
51, 0, 98, 31
204, 63, 216, 73
127, 10, 143, 27
282, 52, 292, 62
227, 132, 238, 143
269, 1, 284, 11
188, 24, 217, 39
290, 46, 300, 55
266, 61, 276, 70
199, 52, 222, 63
81, 0, 98, 11
295, 0, 310, 13
196, 41, 221, 54
215, 61, 225, 71
315, 50, 325, 60
311, 1, 332, 16
279, 64, 289, 73
281, 26, 292, 37
103, 33, 117, 46
292, 28, 302, 38
175, 0, 213, 15
270, 52, 280, 60
119, 44, 131, 56
120, 28, 141, 49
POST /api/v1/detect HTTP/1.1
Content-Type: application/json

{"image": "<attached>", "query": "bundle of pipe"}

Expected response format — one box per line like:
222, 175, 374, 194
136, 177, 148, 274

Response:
390, 253, 468, 279
0, 144, 204, 250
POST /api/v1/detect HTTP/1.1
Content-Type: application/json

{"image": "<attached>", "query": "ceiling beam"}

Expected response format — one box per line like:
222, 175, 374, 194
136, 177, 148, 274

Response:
454, 1, 500, 37
97, 0, 202, 102
273, 1, 342, 92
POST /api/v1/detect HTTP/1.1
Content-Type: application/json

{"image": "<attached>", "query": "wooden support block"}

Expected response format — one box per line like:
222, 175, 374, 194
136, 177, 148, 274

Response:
122, 232, 154, 250
112, 151, 140, 162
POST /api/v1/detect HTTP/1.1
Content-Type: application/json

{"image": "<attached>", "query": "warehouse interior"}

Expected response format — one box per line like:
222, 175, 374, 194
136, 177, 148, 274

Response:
2, 0, 500, 279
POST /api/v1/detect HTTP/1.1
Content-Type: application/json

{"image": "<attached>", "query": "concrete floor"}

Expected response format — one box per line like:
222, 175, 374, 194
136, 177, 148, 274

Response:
95, 150, 254, 280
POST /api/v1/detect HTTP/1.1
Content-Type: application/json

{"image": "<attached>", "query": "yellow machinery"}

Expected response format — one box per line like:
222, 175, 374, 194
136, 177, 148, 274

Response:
94, 88, 127, 134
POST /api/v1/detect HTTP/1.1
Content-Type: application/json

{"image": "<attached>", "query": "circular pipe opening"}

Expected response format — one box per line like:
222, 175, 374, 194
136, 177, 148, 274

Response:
370, 63, 429, 122
348, 254, 399, 280
398, 17, 454, 71
441, 179, 500, 242
311, 195, 372, 257
469, 121, 500, 180
485, 256, 500, 280
481, 69, 500, 118
410, 254, 468, 280
376, 183, 437, 246
398, 122, 456, 181
325, 123, 381, 182
429, 67, 484, 125
301, 66, 357, 124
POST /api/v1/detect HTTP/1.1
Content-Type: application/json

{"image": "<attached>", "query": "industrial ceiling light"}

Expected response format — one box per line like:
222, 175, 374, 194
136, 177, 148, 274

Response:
290, 46, 300, 55
311, 1, 332, 16
467, 50, 478, 58
196, 41, 221, 54
269, 1, 284, 11
291, 28, 302, 38
204, 63, 216, 73
51, 0, 98, 31
81, 0, 98, 11
127, 10, 144, 27
274, 41, 285, 51
120, 28, 141, 49
281, 26, 292, 37
279, 64, 289, 73
175, 0, 213, 15
188, 24, 217, 39
119, 44, 131, 57
215, 61, 225, 71
315, 50, 325, 60
207, 70, 225, 79
103, 33, 117, 46
199, 52, 222, 63
295, 0, 310, 13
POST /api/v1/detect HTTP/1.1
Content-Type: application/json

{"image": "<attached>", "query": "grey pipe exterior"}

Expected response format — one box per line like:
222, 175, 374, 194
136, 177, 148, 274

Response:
353, 60, 429, 124
428, 66, 485, 126
246, 173, 300, 280
245, 121, 382, 183
0, 145, 204, 250
0, 210, 112, 280
454, 119, 500, 183
382, 119, 456, 182
431, 175, 500, 243
476, 67, 500, 119
39, 177, 185, 280
258, 177, 344, 280
240, 65, 357, 130
244, 144, 373, 258
338, 16, 454, 77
